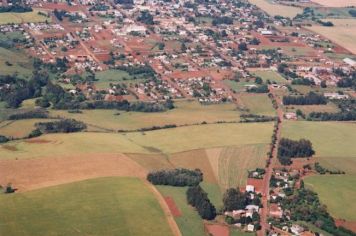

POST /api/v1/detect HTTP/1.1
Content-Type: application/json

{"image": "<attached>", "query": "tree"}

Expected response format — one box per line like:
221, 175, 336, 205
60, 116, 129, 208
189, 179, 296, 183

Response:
223, 188, 246, 211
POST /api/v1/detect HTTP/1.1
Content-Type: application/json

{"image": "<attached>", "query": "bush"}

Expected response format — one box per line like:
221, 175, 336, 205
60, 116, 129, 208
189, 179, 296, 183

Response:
8, 109, 48, 120
0, 135, 9, 143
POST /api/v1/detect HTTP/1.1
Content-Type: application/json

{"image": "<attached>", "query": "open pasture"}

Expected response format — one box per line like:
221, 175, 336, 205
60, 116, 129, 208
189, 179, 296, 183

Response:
94, 69, 141, 89
49, 100, 240, 131
0, 119, 49, 139
240, 94, 276, 116
307, 19, 356, 54
248, 0, 303, 18
0, 10, 49, 25
0, 177, 174, 236
305, 175, 356, 221
284, 103, 340, 114
0, 47, 33, 78
282, 121, 356, 158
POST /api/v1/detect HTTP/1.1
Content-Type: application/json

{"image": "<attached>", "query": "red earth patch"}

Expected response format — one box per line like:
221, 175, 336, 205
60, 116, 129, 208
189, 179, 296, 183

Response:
164, 196, 182, 217
335, 219, 356, 232
205, 223, 229, 236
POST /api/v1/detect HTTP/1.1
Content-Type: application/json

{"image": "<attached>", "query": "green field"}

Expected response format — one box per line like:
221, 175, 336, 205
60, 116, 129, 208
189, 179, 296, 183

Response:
0, 10, 49, 25
282, 121, 356, 158
0, 177, 174, 236
284, 103, 340, 115
157, 185, 206, 236
94, 69, 144, 89
305, 175, 356, 221
0, 122, 274, 159
224, 79, 256, 93
0, 47, 33, 78
250, 70, 287, 84
240, 94, 276, 116
50, 100, 240, 131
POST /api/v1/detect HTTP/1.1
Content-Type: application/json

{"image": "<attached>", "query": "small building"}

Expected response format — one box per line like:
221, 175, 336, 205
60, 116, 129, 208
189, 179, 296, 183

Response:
324, 92, 349, 100
246, 185, 255, 192
247, 224, 255, 232
285, 112, 297, 120
291, 224, 305, 235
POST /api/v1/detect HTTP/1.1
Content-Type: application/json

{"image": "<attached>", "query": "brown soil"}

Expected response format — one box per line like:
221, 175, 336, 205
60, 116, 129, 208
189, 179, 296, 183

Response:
164, 196, 182, 217
247, 178, 264, 193
205, 223, 229, 236
1, 145, 18, 151
25, 139, 51, 144
0, 153, 147, 192
335, 219, 356, 232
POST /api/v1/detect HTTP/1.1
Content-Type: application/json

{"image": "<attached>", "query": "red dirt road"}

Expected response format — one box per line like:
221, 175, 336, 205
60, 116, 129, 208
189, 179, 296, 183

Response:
164, 196, 182, 217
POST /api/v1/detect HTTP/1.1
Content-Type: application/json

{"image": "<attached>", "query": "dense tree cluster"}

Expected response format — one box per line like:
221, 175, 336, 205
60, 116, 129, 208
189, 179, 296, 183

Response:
240, 114, 276, 123
35, 119, 87, 134
137, 11, 154, 25
277, 138, 314, 165
291, 78, 315, 85
223, 188, 262, 211
283, 92, 327, 105
53, 9, 67, 21
0, 5, 32, 13
308, 111, 356, 121
212, 16, 233, 26
186, 185, 216, 220
8, 109, 48, 120
0, 135, 9, 143
147, 168, 203, 186
116, 65, 156, 77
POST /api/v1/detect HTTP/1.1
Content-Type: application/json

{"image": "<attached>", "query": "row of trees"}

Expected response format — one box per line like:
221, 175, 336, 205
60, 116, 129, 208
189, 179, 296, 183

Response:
247, 84, 269, 93
147, 168, 203, 186
277, 138, 315, 165
308, 111, 356, 121
35, 119, 87, 134
283, 92, 327, 105
186, 185, 216, 220
8, 109, 48, 120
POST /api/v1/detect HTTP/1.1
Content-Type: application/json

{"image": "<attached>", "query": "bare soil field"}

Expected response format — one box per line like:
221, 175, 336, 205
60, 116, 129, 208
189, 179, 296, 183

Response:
311, 0, 356, 7
205, 223, 229, 236
164, 196, 182, 217
0, 153, 146, 192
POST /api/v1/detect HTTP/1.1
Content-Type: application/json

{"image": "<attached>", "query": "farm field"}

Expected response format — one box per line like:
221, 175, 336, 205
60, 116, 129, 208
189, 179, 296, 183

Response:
0, 10, 49, 25
240, 94, 276, 116
248, 0, 303, 18
282, 121, 356, 158
250, 70, 287, 84
49, 100, 241, 131
306, 19, 356, 54
311, 0, 356, 7
157, 185, 206, 236
0, 122, 273, 159
0, 177, 174, 236
305, 175, 356, 221
0, 119, 50, 139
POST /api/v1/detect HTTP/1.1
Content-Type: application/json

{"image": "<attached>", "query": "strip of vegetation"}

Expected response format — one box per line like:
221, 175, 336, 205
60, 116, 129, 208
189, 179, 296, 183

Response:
35, 119, 87, 134
186, 185, 216, 220
8, 109, 48, 120
147, 168, 203, 186
247, 84, 269, 93
277, 138, 314, 165
314, 162, 345, 175
240, 114, 276, 123
283, 92, 327, 105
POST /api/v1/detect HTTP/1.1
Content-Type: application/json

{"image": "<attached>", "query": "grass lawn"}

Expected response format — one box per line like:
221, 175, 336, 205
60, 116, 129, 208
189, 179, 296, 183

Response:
157, 185, 206, 236
0, 47, 33, 78
305, 175, 356, 221
0, 9, 49, 25
282, 121, 356, 158
250, 70, 287, 84
0, 177, 174, 236
230, 229, 256, 236
224, 80, 255, 93
240, 94, 276, 116
248, 0, 302, 18
94, 69, 143, 89
49, 100, 240, 131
